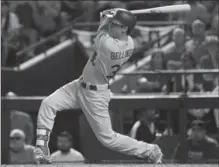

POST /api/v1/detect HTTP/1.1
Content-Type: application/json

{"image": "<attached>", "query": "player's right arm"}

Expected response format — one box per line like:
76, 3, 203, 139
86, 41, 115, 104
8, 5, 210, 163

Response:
96, 8, 121, 40
96, 9, 115, 40
97, 16, 109, 34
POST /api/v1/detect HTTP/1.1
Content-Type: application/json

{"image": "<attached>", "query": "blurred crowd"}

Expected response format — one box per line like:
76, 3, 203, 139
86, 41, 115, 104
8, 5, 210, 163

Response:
129, 109, 218, 163
3, 0, 218, 67
123, 0, 219, 163
1, 0, 69, 66
0, 0, 133, 67
8, 108, 218, 164
2, 0, 219, 164
124, 1, 219, 162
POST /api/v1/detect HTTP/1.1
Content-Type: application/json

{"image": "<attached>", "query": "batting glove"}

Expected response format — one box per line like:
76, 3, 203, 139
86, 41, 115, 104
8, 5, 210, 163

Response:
100, 9, 117, 19
147, 144, 163, 164
34, 146, 51, 164
34, 128, 51, 164
100, 8, 130, 19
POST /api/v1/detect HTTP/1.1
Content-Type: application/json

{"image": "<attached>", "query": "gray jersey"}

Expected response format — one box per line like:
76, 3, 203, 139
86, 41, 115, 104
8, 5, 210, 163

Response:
82, 31, 134, 85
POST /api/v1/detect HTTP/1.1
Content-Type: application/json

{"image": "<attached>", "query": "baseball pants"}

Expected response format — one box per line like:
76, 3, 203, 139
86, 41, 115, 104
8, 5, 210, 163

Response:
37, 78, 151, 158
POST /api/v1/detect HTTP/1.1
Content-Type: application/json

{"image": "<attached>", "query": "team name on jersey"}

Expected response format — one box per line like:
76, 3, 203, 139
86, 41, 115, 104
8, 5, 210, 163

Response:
111, 49, 133, 60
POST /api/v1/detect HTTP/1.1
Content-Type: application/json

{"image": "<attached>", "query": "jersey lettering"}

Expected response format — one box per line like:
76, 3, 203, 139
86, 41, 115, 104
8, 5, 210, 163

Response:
111, 49, 133, 60
83, 32, 134, 83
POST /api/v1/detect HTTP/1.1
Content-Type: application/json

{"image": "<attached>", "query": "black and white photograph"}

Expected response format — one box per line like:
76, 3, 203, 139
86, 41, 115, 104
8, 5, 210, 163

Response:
1, 0, 219, 167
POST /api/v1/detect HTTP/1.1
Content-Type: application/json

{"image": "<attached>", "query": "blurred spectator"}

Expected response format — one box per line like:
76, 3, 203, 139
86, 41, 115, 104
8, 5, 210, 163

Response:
129, 109, 160, 143
188, 107, 210, 121
212, 77, 219, 138
137, 49, 167, 92
188, 107, 218, 135
200, 56, 216, 91
202, 1, 218, 15
61, 0, 84, 20
28, 1, 67, 48
13, 1, 39, 58
206, 36, 219, 69
169, 1, 210, 34
207, 14, 219, 37
186, 1, 210, 27
9, 129, 35, 164
180, 52, 197, 92
31, 1, 57, 37
166, 51, 200, 134
165, 27, 186, 62
1, 0, 21, 38
187, 67, 217, 133
11, 110, 34, 145
198, 37, 219, 91
146, 49, 167, 70
166, 28, 187, 92
6, 91, 34, 145
213, 76, 219, 92
1, 0, 23, 66
80, 1, 97, 31
173, 120, 218, 163
168, 52, 197, 92
51, 131, 85, 163
185, 19, 218, 68
209, 2, 219, 23
185, 19, 208, 66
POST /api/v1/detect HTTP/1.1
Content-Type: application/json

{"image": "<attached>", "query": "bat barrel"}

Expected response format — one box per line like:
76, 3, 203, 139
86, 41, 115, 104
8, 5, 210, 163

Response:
131, 4, 191, 14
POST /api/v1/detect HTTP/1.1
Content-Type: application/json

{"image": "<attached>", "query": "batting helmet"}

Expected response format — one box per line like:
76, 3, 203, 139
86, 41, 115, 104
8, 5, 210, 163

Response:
113, 10, 137, 34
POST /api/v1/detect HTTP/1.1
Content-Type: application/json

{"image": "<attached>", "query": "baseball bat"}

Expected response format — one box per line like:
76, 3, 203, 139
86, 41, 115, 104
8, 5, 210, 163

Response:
131, 4, 191, 14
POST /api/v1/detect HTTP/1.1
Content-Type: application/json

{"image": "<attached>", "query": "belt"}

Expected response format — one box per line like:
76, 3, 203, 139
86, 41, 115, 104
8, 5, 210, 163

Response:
80, 81, 109, 91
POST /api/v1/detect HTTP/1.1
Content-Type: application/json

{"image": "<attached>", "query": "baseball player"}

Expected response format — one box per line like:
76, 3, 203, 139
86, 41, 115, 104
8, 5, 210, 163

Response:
34, 8, 163, 164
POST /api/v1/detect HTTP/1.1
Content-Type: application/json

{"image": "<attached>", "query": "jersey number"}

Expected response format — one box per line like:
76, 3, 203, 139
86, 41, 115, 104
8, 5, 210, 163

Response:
107, 64, 121, 79
90, 53, 120, 79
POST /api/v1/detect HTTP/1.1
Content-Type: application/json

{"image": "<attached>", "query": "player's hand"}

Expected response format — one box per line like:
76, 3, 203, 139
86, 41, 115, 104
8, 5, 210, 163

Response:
147, 144, 163, 164
100, 8, 128, 19
100, 9, 117, 19
34, 146, 51, 164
